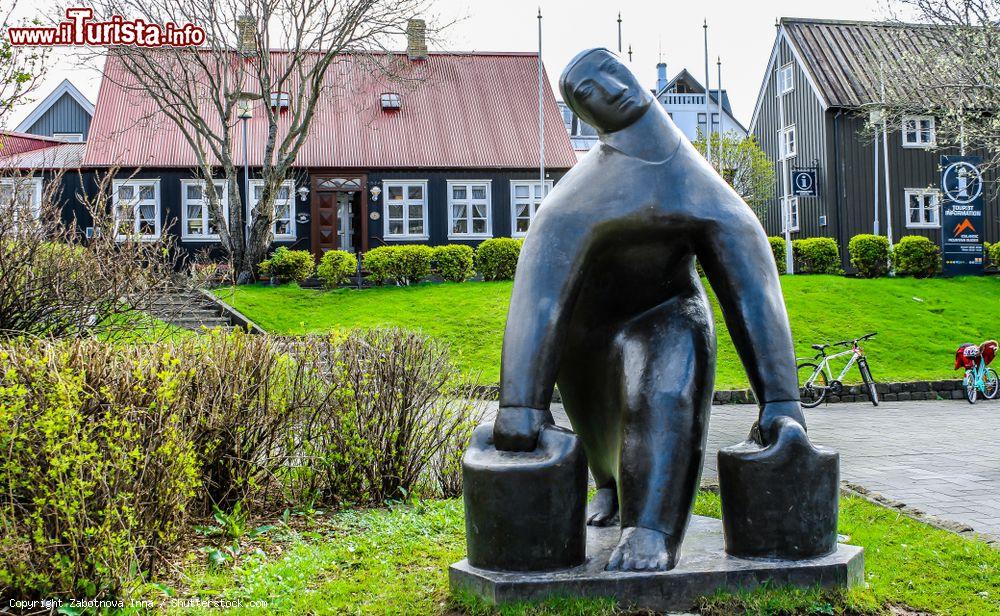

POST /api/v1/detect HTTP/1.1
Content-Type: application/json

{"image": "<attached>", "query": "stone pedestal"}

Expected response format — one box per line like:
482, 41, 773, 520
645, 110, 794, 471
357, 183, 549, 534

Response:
450, 516, 864, 613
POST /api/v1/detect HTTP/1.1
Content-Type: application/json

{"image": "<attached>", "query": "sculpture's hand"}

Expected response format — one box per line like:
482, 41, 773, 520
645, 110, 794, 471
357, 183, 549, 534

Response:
493, 406, 553, 452
757, 401, 807, 446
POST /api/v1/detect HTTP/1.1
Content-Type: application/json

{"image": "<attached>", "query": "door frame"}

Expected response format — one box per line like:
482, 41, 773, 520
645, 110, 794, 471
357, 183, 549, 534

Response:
310, 171, 368, 257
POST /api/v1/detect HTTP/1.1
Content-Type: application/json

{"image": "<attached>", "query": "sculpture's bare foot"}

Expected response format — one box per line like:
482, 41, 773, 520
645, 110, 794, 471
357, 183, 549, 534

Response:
587, 487, 619, 526
606, 527, 677, 572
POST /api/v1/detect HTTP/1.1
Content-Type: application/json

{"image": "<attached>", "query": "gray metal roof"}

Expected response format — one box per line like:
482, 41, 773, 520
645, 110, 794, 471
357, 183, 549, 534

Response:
0, 142, 86, 169
781, 17, 943, 108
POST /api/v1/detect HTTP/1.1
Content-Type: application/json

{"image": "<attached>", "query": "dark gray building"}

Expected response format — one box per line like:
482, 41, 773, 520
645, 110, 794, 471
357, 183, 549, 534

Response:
750, 18, 998, 270
14, 79, 94, 142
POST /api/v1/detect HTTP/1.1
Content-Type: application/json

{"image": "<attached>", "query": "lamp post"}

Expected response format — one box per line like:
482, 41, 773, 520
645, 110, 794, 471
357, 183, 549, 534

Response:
236, 93, 258, 250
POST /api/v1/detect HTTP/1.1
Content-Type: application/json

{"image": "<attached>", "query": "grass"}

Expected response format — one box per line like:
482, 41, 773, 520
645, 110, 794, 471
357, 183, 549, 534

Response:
161, 493, 1000, 615
215, 276, 1000, 389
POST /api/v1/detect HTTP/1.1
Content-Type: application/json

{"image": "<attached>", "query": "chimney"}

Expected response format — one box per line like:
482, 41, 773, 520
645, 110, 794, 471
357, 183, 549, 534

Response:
656, 62, 668, 92
236, 14, 256, 55
406, 19, 428, 60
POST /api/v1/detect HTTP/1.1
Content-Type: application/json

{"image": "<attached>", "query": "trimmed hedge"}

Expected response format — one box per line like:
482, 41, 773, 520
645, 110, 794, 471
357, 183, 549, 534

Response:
317, 250, 358, 288
259, 247, 314, 282
363, 245, 433, 285
892, 235, 940, 278
475, 238, 522, 281
768, 236, 787, 272
848, 234, 891, 278
792, 237, 842, 274
432, 244, 475, 282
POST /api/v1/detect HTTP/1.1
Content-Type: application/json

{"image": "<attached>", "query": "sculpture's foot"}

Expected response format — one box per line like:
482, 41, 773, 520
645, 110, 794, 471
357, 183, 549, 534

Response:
587, 487, 619, 526
606, 526, 677, 572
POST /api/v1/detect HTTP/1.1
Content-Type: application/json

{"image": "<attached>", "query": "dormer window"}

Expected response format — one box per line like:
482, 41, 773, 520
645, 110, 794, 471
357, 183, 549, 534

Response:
380, 92, 401, 111
270, 92, 290, 109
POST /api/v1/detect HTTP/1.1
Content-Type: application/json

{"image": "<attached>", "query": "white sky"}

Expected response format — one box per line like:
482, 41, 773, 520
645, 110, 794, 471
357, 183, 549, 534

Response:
8, 0, 892, 128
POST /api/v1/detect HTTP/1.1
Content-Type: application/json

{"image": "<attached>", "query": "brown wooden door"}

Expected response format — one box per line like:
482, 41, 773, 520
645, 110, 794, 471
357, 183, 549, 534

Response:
314, 191, 339, 257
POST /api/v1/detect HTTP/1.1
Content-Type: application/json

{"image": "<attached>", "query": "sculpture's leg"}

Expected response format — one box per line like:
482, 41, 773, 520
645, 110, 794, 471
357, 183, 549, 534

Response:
607, 293, 716, 572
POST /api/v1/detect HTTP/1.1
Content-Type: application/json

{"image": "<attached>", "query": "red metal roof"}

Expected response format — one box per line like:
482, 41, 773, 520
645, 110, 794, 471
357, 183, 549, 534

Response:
83, 50, 576, 170
0, 131, 65, 156
0, 142, 86, 169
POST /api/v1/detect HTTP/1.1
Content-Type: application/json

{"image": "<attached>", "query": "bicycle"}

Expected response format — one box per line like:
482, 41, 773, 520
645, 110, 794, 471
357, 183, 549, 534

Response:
797, 332, 878, 408
957, 342, 999, 404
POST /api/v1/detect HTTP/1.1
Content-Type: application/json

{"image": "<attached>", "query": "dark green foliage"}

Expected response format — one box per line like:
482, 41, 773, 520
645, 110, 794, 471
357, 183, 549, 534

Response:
792, 237, 842, 274
259, 247, 315, 282
432, 244, 476, 282
891, 235, 941, 278
768, 236, 787, 272
848, 234, 891, 278
475, 238, 522, 281
362, 245, 434, 285
317, 250, 358, 288
987, 241, 1000, 269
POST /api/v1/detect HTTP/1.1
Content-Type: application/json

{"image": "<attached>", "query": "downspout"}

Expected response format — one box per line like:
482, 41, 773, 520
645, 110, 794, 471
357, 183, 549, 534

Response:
832, 110, 846, 271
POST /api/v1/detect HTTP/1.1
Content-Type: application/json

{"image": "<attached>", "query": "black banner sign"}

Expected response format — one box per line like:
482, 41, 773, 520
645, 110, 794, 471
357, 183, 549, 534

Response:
791, 168, 818, 197
940, 155, 985, 276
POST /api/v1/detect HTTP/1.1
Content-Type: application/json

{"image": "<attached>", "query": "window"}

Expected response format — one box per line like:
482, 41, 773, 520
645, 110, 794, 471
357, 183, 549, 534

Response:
902, 115, 935, 148
52, 132, 83, 142
181, 179, 228, 241
779, 125, 796, 159
782, 195, 800, 232
248, 180, 295, 240
383, 180, 428, 239
380, 92, 401, 110
711, 113, 720, 129
0, 176, 42, 222
447, 180, 492, 239
113, 179, 161, 241
510, 180, 552, 237
905, 188, 940, 228
777, 63, 794, 95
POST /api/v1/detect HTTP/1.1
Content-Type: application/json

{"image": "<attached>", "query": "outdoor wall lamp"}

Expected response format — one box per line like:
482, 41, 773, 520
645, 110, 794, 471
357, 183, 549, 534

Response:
237, 97, 254, 119
297, 185, 309, 202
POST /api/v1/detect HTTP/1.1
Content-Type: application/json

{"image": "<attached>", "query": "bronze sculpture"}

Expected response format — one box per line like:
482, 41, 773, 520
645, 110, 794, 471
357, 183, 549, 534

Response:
490, 48, 811, 572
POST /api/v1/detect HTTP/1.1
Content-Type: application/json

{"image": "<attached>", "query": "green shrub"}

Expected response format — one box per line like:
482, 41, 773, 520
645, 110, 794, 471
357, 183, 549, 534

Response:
317, 250, 358, 288
986, 241, 1000, 269
768, 236, 787, 272
362, 245, 433, 286
475, 238, 522, 281
258, 247, 314, 282
792, 237, 842, 275
892, 235, 940, 278
432, 244, 475, 282
848, 234, 891, 278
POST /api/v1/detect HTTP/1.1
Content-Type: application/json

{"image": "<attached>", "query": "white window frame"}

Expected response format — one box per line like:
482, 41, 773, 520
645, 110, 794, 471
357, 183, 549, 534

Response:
777, 63, 794, 96
904, 188, 940, 229
382, 180, 429, 240
779, 125, 797, 159
52, 132, 83, 142
901, 115, 936, 148
510, 180, 553, 238
447, 180, 492, 240
181, 179, 229, 241
248, 179, 296, 241
0, 176, 42, 222
112, 178, 161, 242
782, 195, 800, 232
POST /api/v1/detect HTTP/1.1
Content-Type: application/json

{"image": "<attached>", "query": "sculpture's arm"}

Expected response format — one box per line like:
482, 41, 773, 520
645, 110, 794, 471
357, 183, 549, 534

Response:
696, 201, 806, 442
494, 210, 588, 451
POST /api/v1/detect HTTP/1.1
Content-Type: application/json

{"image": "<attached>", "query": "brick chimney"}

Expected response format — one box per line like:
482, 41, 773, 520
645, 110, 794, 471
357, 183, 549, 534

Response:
406, 19, 428, 60
236, 14, 256, 55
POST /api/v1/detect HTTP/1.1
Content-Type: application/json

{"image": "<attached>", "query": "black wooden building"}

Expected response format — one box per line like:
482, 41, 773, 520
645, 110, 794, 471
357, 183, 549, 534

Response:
750, 18, 999, 270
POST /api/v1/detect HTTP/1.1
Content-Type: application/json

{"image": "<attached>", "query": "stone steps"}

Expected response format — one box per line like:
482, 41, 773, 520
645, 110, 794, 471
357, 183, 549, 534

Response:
148, 289, 248, 332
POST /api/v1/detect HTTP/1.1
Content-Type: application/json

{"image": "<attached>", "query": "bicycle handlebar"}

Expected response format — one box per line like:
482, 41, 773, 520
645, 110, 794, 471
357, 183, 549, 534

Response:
832, 332, 877, 347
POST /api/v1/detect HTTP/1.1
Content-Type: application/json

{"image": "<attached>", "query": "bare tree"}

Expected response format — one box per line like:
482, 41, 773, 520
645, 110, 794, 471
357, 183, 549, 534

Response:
872, 0, 1000, 172
0, 0, 49, 128
78, 0, 439, 282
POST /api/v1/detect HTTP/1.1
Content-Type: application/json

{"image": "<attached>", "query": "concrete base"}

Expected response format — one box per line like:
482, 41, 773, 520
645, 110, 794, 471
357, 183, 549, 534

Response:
450, 516, 864, 613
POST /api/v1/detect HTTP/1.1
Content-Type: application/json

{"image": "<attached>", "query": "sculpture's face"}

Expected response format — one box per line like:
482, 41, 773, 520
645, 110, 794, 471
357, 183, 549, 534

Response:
561, 49, 652, 133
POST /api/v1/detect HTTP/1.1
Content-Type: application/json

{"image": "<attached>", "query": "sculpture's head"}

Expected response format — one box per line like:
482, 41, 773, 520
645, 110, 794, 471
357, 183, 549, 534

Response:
559, 48, 653, 133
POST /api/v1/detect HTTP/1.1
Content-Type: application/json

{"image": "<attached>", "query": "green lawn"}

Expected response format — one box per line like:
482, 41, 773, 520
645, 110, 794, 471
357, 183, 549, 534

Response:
163, 493, 1000, 615
216, 276, 1000, 389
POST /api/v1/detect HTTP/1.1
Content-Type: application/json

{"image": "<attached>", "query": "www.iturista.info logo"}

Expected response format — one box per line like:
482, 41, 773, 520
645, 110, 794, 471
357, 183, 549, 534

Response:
7, 8, 206, 47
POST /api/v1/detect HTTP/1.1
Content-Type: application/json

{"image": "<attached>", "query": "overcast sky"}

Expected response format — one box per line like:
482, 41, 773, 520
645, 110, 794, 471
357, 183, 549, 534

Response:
8, 0, 895, 129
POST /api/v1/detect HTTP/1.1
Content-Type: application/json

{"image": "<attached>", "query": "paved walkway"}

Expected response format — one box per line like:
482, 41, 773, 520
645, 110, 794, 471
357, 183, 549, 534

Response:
518, 399, 1000, 539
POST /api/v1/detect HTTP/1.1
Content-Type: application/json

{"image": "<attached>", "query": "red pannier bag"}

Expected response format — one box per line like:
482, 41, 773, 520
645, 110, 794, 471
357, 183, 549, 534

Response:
980, 340, 998, 366
955, 343, 979, 370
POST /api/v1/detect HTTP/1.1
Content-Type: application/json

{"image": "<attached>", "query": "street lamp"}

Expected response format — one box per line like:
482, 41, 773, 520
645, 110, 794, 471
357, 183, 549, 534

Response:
236, 92, 260, 249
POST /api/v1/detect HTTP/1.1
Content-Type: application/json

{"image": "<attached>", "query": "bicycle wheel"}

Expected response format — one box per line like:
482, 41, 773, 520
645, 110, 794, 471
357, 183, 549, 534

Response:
797, 362, 827, 408
965, 370, 978, 404
984, 368, 999, 400
858, 358, 879, 406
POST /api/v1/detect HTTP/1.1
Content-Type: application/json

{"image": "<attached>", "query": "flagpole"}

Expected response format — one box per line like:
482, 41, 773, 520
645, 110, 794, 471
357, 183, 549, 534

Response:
538, 8, 545, 198
717, 56, 723, 167
617, 12, 622, 53
703, 19, 711, 166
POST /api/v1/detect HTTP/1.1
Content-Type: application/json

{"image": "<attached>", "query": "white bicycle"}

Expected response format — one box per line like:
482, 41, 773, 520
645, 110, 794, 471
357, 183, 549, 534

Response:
797, 332, 879, 408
